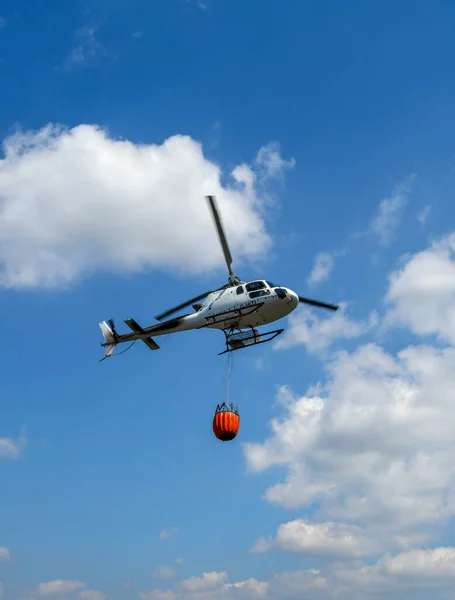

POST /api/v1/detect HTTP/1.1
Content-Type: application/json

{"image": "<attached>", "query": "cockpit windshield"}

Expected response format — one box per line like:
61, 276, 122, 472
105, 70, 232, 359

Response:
266, 281, 279, 288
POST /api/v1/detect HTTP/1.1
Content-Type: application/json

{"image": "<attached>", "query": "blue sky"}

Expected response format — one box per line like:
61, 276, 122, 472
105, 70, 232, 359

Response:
2, 1, 455, 599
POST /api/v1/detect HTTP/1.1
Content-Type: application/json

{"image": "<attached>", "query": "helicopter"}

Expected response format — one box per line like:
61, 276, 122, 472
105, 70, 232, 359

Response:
98, 195, 339, 361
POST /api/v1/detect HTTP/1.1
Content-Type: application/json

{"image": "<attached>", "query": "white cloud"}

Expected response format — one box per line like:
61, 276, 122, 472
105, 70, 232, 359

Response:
159, 527, 179, 540
181, 571, 227, 591
224, 577, 269, 596
251, 357, 265, 370
417, 204, 431, 224
306, 252, 334, 287
141, 569, 327, 600
131, 552, 455, 600
0, 548, 9, 562
153, 566, 177, 579
37, 580, 86, 596
370, 175, 415, 245
384, 232, 455, 344
78, 591, 106, 600
385, 547, 455, 578
303, 175, 417, 289
254, 141, 295, 182
184, 0, 210, 9
140, 591, 176, 600
175, 558, 184, 566
0, 124, 293, 289
261, 569, 327, 598
274, 303, 378, 353
0, 428, 26, 458
252, 519, 377, 559
303, 176, 416, 288
244, 338, 455, 555
62, 25, 107, 69
334, 547, 455, 596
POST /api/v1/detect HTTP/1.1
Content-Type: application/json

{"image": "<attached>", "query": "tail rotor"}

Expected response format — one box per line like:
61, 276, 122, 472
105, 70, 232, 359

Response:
107, 318, 117, 337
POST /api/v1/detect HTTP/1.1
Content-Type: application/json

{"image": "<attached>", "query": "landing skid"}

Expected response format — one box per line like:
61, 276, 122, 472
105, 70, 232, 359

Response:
219, 326, 284, 355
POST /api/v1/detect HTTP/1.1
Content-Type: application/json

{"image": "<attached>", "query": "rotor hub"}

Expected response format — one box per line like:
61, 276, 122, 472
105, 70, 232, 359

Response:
228, 275, 242, 286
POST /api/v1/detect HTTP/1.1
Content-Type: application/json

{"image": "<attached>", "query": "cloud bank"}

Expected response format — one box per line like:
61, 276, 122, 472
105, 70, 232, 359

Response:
0, 124, 293, 289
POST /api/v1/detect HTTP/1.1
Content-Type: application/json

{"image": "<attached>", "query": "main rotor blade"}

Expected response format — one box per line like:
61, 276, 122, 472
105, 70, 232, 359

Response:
206, 195, 234, 279
298, 296, 339, 311
155, 290, 216, 321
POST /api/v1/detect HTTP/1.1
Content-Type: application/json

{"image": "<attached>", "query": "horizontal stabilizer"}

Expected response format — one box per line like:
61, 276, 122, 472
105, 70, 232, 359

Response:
124, 318, 160, 351
142, 337, 160, 351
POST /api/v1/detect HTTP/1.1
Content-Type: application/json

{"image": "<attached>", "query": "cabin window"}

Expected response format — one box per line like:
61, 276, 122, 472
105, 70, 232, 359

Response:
249, 289, 270, 299
236, 285, 244, 295
245, 281, 266, 292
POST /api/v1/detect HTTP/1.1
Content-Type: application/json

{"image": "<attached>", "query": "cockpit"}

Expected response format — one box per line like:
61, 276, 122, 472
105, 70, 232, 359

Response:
235, 280, 281, 299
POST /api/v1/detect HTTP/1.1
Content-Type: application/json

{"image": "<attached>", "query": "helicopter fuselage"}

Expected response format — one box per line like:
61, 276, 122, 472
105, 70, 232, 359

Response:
161, 280, 299, 334
195, 280, 299, 331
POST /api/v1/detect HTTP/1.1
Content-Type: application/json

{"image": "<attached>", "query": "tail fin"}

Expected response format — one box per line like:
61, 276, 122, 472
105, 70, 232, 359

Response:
99, 320, 117, 361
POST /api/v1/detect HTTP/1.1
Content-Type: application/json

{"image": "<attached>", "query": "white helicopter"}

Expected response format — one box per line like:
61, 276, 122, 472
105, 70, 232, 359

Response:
98, 195, 339, 361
